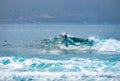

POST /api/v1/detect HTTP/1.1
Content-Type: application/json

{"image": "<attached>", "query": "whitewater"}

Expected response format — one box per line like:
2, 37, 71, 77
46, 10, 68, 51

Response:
0, 23, 120, 81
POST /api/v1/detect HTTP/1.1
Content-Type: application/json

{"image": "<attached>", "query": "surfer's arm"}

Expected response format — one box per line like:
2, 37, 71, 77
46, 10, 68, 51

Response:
59, 34, 64, 38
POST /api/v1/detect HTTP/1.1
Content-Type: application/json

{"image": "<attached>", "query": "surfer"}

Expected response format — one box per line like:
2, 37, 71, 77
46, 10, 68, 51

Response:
60, 33, 77, 47
60, 33, 94, 47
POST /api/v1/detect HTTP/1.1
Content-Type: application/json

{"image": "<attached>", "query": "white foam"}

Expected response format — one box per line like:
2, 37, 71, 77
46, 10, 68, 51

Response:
0, 71, 119, 81
92, 38, 120, 52
0, 57, 120, 81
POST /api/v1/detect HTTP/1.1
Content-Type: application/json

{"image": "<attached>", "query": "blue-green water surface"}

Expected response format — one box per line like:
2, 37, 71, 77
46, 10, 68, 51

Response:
0, 23, 120, 81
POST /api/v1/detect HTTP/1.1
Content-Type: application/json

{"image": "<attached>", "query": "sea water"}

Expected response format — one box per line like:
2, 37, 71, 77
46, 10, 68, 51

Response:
0, 23, 120, 81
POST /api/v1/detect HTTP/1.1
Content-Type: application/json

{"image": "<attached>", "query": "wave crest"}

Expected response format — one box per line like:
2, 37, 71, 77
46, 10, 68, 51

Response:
0, 37, 120, 54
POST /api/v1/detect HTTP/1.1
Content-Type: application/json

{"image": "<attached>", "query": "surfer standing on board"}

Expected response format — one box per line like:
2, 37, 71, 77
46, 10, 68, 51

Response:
60, 33, 68, 47
60, 33, 77, 47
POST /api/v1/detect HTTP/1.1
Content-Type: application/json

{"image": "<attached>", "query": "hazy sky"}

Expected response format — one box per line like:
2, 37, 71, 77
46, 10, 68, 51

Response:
0, 0, 120, 23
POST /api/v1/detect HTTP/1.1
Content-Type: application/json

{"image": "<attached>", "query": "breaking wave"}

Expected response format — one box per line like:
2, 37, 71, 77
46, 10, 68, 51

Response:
0, 37, 120, 54
92, 38, 120, 53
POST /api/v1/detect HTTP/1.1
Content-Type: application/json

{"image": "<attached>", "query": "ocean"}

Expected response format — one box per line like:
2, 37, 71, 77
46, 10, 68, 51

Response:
0, 23, 120, 81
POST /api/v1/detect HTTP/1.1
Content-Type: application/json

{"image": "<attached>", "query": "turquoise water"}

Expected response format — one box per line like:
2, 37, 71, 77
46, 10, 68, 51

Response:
0, 23, 120, 81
